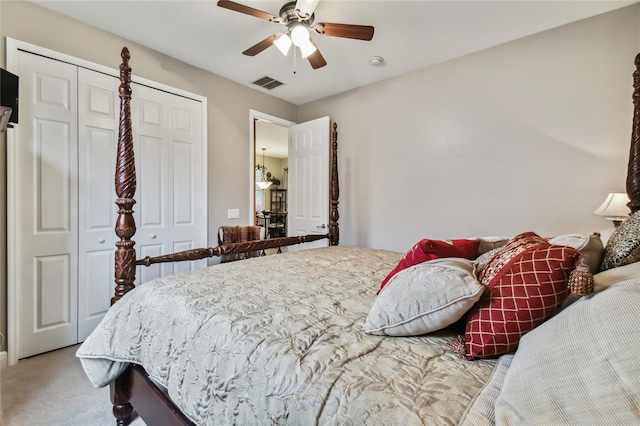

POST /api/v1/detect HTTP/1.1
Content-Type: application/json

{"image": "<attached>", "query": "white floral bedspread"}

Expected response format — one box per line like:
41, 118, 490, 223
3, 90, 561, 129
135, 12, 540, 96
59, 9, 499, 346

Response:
77, 246, 497, 425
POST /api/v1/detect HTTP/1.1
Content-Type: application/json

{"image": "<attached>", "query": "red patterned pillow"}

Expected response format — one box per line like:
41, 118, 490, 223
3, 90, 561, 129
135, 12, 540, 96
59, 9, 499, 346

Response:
378, 239, 479, 294
464, 233, 580, 360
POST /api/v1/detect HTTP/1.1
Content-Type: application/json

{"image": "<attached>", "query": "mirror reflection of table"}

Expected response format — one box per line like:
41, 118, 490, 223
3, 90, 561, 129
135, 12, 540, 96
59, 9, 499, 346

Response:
256, 212, 287, 238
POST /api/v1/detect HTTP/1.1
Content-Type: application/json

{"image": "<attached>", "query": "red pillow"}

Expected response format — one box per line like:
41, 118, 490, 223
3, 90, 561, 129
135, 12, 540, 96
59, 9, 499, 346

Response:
378, 239, 479, 294
464, 232, 580, 360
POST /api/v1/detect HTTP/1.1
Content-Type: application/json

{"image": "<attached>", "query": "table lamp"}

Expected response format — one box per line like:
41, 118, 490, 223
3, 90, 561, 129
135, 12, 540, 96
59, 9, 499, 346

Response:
593, 192, 630, 227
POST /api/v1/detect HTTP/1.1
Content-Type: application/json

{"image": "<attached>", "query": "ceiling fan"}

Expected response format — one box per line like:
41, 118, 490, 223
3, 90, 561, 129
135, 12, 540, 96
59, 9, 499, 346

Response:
217, 0, 375, 69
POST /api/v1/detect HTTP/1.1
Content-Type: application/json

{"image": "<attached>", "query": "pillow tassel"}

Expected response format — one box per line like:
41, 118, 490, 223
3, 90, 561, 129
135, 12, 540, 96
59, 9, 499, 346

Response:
568, 256, 594, 296
446, 335, 467, 359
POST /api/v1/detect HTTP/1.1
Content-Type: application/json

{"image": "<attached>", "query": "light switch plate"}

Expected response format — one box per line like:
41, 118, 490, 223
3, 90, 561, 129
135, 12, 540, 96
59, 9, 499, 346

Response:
227, 208, 240, 219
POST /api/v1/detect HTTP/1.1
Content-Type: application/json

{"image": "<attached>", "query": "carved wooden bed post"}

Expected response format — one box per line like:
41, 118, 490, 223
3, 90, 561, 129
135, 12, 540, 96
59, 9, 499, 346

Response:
329, 122, 340, 246
112, 47, 137, 305
627, 53, 640, 213
111, 47, 136, 426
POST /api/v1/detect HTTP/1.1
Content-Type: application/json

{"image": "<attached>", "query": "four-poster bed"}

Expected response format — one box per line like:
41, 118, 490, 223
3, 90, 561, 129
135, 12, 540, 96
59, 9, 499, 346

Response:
77, 48, 640, 425
109, 47, 342, 425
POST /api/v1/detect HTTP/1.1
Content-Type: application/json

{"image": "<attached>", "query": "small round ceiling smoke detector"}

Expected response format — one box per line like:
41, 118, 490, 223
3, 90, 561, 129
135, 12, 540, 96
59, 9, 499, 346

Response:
369, 56, 384, 66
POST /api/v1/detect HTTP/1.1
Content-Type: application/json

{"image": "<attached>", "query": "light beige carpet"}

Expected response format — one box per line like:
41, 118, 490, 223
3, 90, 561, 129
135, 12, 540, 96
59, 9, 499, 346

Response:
0, 345, 145, 426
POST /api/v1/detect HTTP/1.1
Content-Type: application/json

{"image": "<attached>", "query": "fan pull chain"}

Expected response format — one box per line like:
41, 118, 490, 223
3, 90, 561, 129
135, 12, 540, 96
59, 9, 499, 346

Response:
293, 47, 297, 74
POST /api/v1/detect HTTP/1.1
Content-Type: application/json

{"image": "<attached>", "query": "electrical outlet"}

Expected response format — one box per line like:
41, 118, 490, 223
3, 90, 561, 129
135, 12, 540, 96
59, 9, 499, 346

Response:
227, 208, 240, 219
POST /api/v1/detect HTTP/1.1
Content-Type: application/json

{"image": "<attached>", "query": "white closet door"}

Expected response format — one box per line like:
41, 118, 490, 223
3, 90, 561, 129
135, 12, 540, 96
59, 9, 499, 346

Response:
77, 69, 119, 341
165, 92, 205, 275
10, 45, 207, 360
14, 51, 79, 359
132, 83, 205, 285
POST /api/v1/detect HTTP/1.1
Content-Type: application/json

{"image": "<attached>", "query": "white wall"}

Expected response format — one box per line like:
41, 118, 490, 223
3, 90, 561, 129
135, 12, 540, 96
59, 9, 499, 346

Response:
298, 5, 640, 253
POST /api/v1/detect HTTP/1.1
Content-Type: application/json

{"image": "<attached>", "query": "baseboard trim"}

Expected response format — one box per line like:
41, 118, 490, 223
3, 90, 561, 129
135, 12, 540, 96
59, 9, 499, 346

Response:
0, 351, 7, 368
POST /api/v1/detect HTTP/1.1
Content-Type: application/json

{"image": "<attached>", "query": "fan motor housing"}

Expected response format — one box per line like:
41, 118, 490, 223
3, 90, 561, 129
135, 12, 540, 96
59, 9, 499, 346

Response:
279, 1, 315, 25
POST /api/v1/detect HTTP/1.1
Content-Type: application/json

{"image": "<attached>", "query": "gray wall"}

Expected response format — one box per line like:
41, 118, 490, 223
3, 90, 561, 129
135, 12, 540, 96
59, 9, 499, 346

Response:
0, 0, 297, 352
1, 2, 639, 354
298, 5, 640, 253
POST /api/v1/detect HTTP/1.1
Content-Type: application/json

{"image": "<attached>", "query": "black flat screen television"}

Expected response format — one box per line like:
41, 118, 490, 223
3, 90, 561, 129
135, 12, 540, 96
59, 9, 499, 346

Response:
1, 68, 19, 124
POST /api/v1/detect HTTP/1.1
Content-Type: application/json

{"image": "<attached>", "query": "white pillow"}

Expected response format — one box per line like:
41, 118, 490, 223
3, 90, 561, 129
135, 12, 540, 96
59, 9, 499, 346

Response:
548, 232, 603, 274
364, 258, 484, 336
494, 276, 640, 424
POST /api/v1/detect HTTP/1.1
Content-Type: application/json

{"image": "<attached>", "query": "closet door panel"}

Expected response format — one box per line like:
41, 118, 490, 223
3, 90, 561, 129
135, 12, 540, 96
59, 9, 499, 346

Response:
138, 244, 164, 284
168, 95, 206, 271
132, 83, 205, 281
139, 134, 166, 228
15, 51, 79, 359
77, 68, 119, 341
36, 119, 73, 231
173, 140, 193, 225
133, 85, 170, 281
172, 241, 194, 275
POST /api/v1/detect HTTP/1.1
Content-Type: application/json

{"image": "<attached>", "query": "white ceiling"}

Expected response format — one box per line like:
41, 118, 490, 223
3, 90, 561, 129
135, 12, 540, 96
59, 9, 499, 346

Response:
33, 0, 636, 107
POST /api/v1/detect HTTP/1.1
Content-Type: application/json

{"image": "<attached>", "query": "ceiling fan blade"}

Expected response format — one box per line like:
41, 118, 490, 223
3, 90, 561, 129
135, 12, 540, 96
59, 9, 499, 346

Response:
315, 23, 374, 41
307, 40, 327, 69
242, 34, 278, 56
217, 0, 279, 22
295, 0, 320, 19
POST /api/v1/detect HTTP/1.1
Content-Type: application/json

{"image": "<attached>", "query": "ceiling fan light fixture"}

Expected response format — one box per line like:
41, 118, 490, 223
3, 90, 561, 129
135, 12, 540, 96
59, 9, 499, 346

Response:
290, 24, 310, 47
298, 38, 317, 58
274, 33, 292, 55
217, 0, 375, 70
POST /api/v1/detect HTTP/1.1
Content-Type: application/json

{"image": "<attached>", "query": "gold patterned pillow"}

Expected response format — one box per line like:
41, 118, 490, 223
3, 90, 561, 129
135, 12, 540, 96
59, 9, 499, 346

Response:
475, 247, 501, 275
600, 211, 640, 271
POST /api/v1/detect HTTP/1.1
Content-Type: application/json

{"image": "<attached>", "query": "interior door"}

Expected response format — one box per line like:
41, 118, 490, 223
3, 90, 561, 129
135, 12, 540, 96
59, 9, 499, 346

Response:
131, 83, 206, 284
13, 51, 79, 359
77, 68, 119, 341
287, 116, 330, 251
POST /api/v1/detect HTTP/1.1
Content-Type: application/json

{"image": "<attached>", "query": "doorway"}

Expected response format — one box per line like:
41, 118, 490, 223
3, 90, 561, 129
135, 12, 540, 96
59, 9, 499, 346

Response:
249, 111, 294, 238
248, 111, 331, 249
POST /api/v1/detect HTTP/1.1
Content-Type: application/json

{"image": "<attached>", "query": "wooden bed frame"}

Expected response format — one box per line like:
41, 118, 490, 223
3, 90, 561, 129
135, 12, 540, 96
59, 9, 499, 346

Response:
107, 47, 640, 425
109, 48, 340, 425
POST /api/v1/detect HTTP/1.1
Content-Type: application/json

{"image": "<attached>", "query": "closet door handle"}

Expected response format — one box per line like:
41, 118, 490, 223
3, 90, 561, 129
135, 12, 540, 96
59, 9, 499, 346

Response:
150, 234, 157, 239
317, 224, 326, 229
97, 238, 106, 244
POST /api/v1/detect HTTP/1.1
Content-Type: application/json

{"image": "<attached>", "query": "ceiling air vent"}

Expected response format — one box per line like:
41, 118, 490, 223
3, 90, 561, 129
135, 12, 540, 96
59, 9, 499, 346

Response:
252, 76, 284, 90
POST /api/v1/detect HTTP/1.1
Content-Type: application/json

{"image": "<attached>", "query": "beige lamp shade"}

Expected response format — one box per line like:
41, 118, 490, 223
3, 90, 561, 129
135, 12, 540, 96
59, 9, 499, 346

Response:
256, 181, 272, 190
593, 192, 630, 226
256, 148, 272, 190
